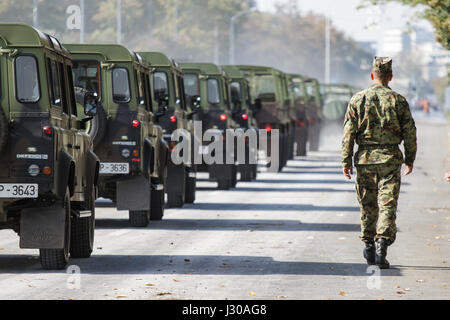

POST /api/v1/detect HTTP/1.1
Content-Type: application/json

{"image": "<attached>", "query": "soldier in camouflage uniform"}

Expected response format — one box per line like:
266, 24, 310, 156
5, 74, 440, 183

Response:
341, 57, 417, 269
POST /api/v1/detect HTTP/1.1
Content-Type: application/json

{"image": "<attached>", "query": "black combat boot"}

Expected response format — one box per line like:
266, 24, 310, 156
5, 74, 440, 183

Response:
375, 238, 390, 269
363, 241, 376, 265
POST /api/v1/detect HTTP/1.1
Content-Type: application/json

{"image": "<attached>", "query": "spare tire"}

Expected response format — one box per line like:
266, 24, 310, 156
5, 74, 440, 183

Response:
74, 87, 107, 149
0, 106, 8, 153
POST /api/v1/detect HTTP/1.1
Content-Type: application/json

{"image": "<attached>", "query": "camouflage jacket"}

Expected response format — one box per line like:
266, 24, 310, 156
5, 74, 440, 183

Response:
341, 83, 417, 167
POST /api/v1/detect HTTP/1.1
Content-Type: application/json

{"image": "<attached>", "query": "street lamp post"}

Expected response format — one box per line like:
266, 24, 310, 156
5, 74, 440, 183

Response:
229, 8, 256, 65
117, 0, 122, 44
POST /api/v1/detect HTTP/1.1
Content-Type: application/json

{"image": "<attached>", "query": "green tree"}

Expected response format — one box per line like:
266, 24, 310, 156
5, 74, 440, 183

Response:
360, 0, 450, 49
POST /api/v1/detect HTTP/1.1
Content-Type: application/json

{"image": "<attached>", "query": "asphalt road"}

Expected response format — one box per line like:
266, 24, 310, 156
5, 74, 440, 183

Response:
0, 114, 448, 300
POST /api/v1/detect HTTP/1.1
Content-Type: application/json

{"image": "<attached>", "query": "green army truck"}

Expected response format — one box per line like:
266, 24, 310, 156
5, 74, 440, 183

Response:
320, 83, 354, 125
221, 65, 258, 181
65, 44, 168, 226
179, 62, 238, 190
138, 52, 199, 208
236, 65, 292, 171
0, 24, 100, 269
303, 77, 323, 152
287, 74, 309, 156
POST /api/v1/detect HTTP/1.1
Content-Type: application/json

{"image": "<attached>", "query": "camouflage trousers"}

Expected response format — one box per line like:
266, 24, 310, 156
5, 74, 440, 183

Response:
355, 164, 402, 245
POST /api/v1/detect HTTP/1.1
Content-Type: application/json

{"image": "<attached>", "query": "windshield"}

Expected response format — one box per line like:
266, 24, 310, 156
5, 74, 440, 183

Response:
72, 61, 101, 97
15, 56, 40, 103
153, 71, 169, 102
112, 68, 131, 103
207, 78, 220, 104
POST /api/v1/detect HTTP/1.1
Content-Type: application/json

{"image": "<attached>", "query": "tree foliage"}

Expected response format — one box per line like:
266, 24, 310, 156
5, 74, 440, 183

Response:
0, 0, 373, 85
360, 0, 450, 49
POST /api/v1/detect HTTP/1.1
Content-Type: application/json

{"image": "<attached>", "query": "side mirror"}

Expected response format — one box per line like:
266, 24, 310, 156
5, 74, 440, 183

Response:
83, 92, 98, 121
191, 95, 201, 111
158, 94, 169, 109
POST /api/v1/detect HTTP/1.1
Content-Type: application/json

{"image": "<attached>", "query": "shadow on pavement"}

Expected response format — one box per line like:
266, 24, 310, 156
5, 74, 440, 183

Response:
0, 254, 404, 276
248, 179, 353, 185
95, 218, 361, 232
178, 203, 360, 212
195, 186, 355, 193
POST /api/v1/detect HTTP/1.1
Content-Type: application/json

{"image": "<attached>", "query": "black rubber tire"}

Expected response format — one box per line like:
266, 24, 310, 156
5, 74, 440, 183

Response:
0, 106, 8, 153
40, 188, 71, 270
167, 193, 184, 208
240, 169, 253, 182
217, 179, 231, 190
184, 176, 196, 204
150, 188, 165, 221
252, 164, 258, 181
129, 210, 150, 227
69, 190, 95, 258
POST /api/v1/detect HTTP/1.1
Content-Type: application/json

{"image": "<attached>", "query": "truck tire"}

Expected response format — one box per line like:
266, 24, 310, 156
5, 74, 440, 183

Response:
231, 166, 237, 188
240, 167, 253, 182
40, 188, 71, 270
217, 179, 231, 190
150, 187, 165, 221
184, 174, 196, 204
252, 164, 258, 181
0, 106, 8, 153
69, 189, 95, 258
129, 210, 150, 227
168, 193, 184, 208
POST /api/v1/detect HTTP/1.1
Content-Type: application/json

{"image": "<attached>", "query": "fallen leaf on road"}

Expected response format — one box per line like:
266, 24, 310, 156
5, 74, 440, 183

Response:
279, 295, 287, 299
416, 280, 424, 283
173, 279, 180, 282
427, 243, 436, 247
145, 284, 154, 287
136, 278, 142, 280
377, 298, 385, 301
184, 259, 190, 262
396, 291, 405, 295
116, 295, 127, 299
435, 236, 441, 240
339, 291, 346, 296
404, 288, 410, 291
249, 291, 256, 296
157, 292, 171, 296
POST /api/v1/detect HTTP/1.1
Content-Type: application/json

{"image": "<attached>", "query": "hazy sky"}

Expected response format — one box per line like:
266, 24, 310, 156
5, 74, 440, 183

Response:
257, 0, 433, 43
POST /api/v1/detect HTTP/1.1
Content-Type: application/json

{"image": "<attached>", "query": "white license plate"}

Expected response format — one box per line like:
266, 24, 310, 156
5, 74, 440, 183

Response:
100, 163, 130, 175
0, 184, 38, 198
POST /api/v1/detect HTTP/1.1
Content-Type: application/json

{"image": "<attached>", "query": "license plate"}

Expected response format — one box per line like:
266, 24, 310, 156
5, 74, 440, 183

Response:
0, 184, 38, 198
100, 163, 130, 175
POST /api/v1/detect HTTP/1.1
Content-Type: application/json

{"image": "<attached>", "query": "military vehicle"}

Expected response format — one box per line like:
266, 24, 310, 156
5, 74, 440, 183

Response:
65, 44, 168, 226
320, 84, 354, 125
303, 77, 323, 152
138, 52, 199, 208
287, 74, 309, 156
179, 63, 238, 190
235, 65, 292, 171
221, 65, 258, 181
0, 24, 100, 269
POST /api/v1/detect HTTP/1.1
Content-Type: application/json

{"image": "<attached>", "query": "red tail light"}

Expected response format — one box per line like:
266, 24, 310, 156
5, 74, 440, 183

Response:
242, 114, 248, 120
132, 120, 140, 128
170, 116, 177, 123
43, 126, 53, 136
220, 114, 227, 121
265, 125, 272, 132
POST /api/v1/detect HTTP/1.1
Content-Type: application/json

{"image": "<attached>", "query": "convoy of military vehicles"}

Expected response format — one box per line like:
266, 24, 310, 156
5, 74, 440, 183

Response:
0, 23, 355, 269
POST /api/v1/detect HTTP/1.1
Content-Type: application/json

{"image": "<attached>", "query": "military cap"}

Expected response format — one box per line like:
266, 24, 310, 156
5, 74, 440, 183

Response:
372, 57, 392, 75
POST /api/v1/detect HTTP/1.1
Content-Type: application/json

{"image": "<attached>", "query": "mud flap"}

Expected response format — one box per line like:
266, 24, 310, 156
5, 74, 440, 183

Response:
166, 162, 185, 195
116, 175, 150, 211
19, 205, 66, 249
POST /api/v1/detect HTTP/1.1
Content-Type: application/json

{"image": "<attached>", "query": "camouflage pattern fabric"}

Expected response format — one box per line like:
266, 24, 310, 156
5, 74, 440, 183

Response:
341, 83, 417, 168
356, 164, 401, 244
372, 57, 392, 75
